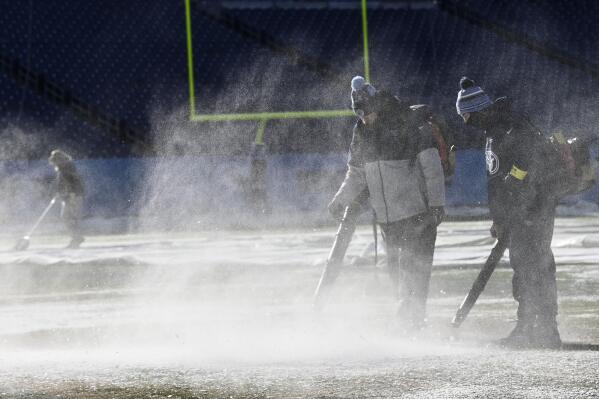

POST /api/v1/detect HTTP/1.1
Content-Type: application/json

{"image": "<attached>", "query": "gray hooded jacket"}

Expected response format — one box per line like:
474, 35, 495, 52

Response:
332, 94, 445, 224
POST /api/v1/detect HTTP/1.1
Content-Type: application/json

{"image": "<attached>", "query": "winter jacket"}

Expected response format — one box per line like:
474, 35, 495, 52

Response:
481, 97, 552, 226
55, 162, 85, 198
332, 92, 445, 224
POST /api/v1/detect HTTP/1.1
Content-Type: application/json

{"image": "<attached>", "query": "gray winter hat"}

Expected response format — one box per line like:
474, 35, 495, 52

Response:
456, 77, 493, 115
49, 149, 72, 166
351, 76, 377, 117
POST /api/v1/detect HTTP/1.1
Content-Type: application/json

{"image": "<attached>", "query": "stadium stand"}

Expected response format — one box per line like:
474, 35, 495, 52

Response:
0, 0, 598, 159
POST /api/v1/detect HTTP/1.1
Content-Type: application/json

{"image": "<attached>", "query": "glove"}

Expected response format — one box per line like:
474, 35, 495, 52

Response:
430, 206, 445, 226
327, 197, 346, 220
490, 222, 507, 240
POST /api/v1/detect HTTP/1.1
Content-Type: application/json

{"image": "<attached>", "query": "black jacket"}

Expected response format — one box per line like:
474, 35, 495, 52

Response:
55, 162, 85, 197
481, 98, 552, 226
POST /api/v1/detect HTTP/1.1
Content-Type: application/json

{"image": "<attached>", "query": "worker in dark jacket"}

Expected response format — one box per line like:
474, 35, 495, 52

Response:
49, 149, 85, 249
456, 77, 561, 349
329, 76, 446, 330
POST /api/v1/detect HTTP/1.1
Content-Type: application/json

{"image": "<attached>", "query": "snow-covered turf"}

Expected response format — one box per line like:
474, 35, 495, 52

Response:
1, 217, 599, 398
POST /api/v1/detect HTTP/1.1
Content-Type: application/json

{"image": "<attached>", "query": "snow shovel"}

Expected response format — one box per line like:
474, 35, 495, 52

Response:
14, 196, 58, 251
452, 238, 508, 327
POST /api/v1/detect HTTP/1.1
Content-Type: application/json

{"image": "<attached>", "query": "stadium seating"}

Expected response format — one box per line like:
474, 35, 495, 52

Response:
0, 0, 597, 158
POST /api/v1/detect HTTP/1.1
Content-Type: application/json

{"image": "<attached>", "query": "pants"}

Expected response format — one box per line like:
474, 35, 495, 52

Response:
508, 196, 558, 322
380, 216, 437, 324
61, 194, 83, 240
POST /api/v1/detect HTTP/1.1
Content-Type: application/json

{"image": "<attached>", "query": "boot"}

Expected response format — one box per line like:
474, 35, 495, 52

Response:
498, 319, 533, 349
530, 317, 561, 349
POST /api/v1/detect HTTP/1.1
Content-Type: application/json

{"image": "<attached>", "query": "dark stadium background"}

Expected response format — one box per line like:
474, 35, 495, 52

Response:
1, 0, 598, 222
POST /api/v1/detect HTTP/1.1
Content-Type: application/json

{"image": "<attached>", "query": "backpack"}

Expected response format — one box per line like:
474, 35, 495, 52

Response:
545, 131, 597, 197
410, 104, 456, 180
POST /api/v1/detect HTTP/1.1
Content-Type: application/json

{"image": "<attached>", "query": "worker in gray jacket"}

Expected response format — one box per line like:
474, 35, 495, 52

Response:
328, 76, 446, 330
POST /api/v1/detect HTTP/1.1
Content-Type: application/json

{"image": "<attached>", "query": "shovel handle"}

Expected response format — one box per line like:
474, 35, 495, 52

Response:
452, 238, 509, 327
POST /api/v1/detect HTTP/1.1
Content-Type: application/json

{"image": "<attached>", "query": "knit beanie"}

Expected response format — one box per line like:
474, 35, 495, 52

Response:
48, 149, 72, 167
351, 76, 377, 117
456, 77, 493, 115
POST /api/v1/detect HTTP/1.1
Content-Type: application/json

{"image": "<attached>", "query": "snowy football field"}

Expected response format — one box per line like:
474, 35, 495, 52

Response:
1, 217, 599, 398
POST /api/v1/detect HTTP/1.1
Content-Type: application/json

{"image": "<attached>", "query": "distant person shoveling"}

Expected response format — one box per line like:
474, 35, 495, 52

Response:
48, 149, 85, 249
14, 149, 86, 251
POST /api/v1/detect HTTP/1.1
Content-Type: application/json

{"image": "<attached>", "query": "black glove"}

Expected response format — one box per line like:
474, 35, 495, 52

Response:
430, 206, 445, 226
490, 222, 508, 240
327, 198, 346, 220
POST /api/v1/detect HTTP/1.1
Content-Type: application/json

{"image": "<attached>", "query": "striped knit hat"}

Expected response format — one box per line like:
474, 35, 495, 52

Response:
456, 77, 493, 115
